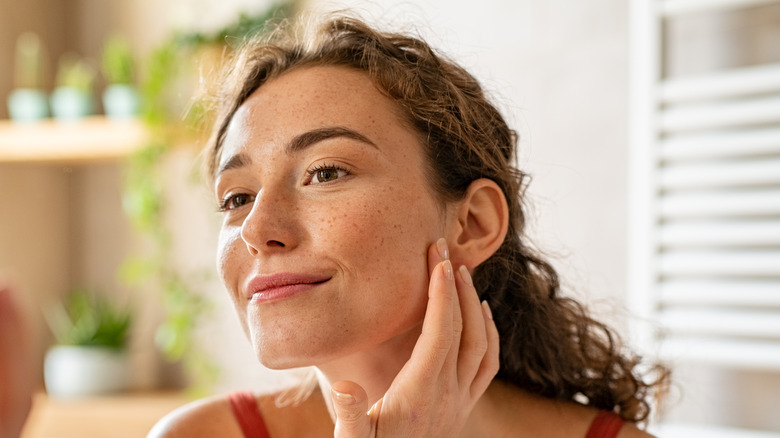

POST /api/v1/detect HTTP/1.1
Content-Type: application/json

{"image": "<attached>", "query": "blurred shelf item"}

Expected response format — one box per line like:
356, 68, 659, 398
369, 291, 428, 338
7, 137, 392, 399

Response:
20, 391, 187, 438
0, 116, 147, 163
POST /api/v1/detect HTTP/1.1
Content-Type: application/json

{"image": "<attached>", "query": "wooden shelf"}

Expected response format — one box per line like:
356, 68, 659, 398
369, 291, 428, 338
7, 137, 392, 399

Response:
0, 116, 148, 163
21, 391, 187, 438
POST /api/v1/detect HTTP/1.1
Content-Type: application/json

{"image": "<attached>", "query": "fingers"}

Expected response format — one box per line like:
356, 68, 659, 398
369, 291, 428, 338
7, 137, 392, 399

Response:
412, 248, 457, 369
331, 380, 373, 438
471, 299, 500, 396
426, 239, 500, 399
427, 236, 450, 277
454, 264, 488, 386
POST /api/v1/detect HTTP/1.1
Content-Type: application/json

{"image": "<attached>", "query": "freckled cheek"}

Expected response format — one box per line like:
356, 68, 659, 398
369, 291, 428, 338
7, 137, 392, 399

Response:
308, 191, 434, 271
307, 201, 384, 250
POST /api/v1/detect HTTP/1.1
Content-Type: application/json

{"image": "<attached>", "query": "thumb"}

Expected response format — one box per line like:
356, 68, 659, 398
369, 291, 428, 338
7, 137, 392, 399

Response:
331, 380, 373, 438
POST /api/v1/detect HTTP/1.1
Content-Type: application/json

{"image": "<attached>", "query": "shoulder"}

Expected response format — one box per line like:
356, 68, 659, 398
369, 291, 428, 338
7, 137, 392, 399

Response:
617, 422, 657, 438
146, 394, 243, 438
146, 389, 332, 438
485, 382, 658, 438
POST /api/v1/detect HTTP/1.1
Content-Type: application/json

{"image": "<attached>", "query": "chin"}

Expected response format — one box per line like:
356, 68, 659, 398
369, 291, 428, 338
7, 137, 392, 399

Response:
250, 332, 335, 370
252, 330, 379, 372
254, 346, 332, 371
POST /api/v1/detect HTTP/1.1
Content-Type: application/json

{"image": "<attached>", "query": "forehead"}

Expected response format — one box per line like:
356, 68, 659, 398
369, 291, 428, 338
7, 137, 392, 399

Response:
219, 65, 418, 166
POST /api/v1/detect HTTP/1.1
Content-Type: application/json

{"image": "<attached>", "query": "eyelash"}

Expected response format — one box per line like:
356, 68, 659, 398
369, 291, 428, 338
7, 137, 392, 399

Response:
217, 193, 254, 213
217, 164, 352, 213
306, 163, 351, 184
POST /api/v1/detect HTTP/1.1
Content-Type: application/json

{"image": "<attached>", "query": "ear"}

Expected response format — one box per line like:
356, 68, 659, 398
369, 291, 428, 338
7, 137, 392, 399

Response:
447, 178, 509, 269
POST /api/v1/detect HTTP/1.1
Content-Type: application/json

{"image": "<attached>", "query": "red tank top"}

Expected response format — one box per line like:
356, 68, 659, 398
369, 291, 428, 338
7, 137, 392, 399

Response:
586, 410, 626, 438
227, 391, 626, 438
227, 392, 270, 438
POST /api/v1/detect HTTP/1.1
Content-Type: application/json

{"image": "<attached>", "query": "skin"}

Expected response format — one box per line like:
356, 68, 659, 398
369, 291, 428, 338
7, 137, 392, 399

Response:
148, 65, 655, 438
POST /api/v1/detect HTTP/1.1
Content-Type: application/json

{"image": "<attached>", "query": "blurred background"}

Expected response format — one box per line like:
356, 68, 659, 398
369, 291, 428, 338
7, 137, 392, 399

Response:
1, 0, 779, 437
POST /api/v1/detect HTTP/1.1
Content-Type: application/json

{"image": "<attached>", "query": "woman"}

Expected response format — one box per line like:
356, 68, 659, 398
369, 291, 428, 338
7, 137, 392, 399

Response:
150, 14, 668, 438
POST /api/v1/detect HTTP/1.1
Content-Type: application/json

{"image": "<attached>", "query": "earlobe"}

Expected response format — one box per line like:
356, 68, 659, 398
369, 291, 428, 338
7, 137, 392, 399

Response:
449, 178, 509, 269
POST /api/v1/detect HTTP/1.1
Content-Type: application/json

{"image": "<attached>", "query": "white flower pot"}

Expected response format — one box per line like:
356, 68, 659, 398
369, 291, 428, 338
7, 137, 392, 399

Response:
50, 86, 94, 121
7, 88, 49, 122
44, 345, 130, 398
102, 84, 140, 119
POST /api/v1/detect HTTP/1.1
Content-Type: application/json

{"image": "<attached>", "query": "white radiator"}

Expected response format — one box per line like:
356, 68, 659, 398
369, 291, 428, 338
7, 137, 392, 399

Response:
629, 0, 780, 434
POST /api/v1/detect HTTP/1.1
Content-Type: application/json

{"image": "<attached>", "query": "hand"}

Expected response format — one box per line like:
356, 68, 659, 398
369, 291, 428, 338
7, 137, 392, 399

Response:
330, 238, 500, 437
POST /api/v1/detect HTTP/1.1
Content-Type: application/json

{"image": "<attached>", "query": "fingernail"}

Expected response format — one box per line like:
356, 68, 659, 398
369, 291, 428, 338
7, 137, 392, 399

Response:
436, 238, 449, 260
458, 265, 473, 286
481, 300, 493, 320
443, 259, 454, 281
331, 388, 356, 405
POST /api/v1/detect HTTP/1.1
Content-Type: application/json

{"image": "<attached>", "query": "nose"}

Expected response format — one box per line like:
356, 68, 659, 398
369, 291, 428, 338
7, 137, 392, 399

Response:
240, 187, 299, 256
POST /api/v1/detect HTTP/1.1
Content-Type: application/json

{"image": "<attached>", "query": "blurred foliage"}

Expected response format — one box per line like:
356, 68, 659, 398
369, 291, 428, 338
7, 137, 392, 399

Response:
121, 1, 297, 395
176, 3, 295, 47
101, 35, 136, 85
47, 289, 132, 350
55, 53, 95, 92
14, 32, 45, 89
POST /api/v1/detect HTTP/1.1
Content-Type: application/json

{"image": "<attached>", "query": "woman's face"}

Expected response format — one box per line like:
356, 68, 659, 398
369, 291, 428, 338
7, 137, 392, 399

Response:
215, 66, 452, 369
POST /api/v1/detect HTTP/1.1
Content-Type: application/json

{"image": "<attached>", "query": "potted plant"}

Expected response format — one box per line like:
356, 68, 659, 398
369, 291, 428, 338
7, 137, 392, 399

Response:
50, 53, 96, 121
7, 32, 48, 122
101, 35, 140, 119
43, 288, 133, 398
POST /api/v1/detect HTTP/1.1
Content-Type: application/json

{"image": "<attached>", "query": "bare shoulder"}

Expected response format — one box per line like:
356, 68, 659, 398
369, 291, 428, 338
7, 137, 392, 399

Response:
147, 389, 333, 438
146, 395, 242, 438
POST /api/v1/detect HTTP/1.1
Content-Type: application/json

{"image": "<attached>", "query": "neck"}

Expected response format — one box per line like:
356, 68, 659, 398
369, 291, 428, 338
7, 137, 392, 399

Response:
315, 322, 422, 421
310, 323, 513, 438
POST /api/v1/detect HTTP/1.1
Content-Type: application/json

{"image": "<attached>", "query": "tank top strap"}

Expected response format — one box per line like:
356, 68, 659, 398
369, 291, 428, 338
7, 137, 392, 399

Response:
585, 410, 625, 438
227, 391, 271, 438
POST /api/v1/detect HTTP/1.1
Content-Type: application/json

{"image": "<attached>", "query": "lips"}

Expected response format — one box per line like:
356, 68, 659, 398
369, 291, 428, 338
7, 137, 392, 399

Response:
245, 273, 331, 303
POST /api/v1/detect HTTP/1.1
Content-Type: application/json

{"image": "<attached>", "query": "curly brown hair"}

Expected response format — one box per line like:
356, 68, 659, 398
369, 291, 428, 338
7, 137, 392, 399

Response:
205, 13, 669, 423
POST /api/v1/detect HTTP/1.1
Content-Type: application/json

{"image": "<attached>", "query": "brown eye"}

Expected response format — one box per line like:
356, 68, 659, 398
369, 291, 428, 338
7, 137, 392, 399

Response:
309, 165, 350, 184
316, 168, 339, 183
220, 193, 254, 212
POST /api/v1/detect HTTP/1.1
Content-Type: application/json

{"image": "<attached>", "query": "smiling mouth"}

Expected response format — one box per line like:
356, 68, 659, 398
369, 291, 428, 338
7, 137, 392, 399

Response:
247, 274, 331, 304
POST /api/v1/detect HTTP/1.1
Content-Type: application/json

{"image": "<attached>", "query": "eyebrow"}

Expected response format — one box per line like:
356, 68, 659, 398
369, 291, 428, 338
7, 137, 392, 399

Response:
288, 126, 376, 153
216, 126, 376, 176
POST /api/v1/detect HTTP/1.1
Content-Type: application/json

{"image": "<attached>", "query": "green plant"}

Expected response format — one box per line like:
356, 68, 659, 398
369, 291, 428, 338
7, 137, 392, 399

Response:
46, 289, 132, 350
176, 3, 295, 46
14, 32, 45, 89
101, 35, 135, 85
55, 53, 95, 92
